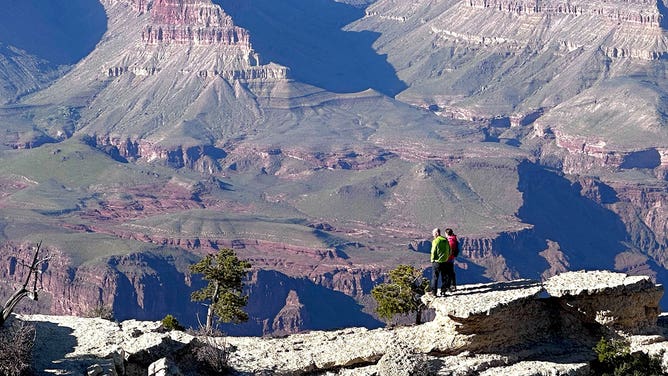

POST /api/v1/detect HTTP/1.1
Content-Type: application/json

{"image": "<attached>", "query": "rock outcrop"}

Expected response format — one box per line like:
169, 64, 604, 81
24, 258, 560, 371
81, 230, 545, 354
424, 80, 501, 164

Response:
98, 0, 283, 81
466, 0, 663, 26
140, 0, 251, 46
19, 271, 667, 375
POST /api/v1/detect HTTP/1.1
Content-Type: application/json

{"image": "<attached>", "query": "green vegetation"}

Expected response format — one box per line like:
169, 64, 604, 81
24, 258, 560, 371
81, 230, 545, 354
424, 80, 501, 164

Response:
590, 337, 665, 376
190, 248, 251, 329
0, 138, 162, 187
371, 264, 429, 325
124, 210, 346, 250
161, 314, 185, 331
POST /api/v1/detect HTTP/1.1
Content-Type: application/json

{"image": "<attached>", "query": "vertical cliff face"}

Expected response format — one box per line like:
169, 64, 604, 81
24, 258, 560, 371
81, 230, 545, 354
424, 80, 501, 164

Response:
0, 243, 116, 316
0, 242, 198, 321
97, 0, 272, 79
0, 242, 383, 336
353, 0, 668, 145
140, 0, 251, 46
610, 183, 668, 266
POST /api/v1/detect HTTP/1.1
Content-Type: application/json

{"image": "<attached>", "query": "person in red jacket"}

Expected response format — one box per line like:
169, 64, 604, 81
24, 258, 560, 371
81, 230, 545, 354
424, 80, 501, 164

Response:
444, 228, 459, 292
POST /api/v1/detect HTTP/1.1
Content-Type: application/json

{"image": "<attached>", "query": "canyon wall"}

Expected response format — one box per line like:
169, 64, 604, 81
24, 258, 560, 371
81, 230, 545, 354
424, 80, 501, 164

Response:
0, 241, 383, 336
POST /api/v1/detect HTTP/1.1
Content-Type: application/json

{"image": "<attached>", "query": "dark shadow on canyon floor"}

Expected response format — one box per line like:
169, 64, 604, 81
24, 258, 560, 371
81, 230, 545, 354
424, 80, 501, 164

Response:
0, 0, 106, 65
423, 260, 494, 287
219, 269, 384, 336
657, 0, 668, 31
214, 0, 407, 96
30, 320, 77, 372
515, 161, 626, 273
110, 250, 201, 325
106, 249, 382, 336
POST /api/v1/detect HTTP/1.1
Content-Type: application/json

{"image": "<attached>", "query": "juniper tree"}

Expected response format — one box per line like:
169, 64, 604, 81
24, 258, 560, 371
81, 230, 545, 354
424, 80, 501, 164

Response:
190, 248, 251, 329
371, 264, 428, 325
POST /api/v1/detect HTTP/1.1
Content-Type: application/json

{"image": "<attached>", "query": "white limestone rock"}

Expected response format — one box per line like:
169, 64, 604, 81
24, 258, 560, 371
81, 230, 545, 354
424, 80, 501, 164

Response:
544, 271, 663, 331
148, 358, 183, 376
19, 271, 668, 376
375, 342, 431, 376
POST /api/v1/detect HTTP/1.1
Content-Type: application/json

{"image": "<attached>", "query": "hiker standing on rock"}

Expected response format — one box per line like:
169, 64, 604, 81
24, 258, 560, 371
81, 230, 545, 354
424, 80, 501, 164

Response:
444, 228, 459, 292
430, 228, 451, 296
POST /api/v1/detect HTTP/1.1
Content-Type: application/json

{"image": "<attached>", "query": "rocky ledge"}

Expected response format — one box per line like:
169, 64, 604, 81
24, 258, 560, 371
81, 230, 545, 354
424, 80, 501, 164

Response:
16, 271, 668, 375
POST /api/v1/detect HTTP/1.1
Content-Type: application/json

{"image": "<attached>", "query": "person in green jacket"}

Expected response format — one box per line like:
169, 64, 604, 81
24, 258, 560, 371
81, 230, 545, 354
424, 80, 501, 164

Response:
430, 228, 451, 296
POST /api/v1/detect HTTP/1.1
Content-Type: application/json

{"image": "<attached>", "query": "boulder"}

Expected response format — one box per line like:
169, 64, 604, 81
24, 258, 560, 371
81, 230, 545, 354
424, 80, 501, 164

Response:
118, 320, 195, 376
148, 358, 183, 376
544, 270, 663, 332
376, 342, 431, 376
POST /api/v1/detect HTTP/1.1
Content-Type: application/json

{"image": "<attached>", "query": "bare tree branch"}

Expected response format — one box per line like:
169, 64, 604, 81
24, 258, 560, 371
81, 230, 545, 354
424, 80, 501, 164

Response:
1, 242, 50, 327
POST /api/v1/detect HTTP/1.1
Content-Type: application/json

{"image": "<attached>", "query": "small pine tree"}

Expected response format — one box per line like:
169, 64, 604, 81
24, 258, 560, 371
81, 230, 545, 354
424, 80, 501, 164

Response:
371, 264, 428, 325
161, 314, 184, 331
190, 248, 251, 329
590, 337, 666, 376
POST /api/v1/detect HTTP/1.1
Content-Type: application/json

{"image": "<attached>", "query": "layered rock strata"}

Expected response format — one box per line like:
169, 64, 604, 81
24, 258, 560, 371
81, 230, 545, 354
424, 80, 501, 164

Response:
20, 270, 667, 375
140, 0, 250, 46
99, 0, 280, 79
467, 0, 662, 26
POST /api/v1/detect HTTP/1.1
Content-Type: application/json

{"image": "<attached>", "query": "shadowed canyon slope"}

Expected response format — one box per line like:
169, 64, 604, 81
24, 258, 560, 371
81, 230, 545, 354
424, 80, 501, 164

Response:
0, 0, 667, 335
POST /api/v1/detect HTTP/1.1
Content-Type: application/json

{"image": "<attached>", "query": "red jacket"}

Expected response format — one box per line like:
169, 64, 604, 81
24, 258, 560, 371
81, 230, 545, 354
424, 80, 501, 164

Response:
446, 235, 458, 262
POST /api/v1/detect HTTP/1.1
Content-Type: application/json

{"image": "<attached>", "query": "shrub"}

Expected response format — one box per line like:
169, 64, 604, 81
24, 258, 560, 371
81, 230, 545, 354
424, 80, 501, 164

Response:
371, 264, 429, 324
0, 319, 35, 376
590, 337, 665, 376
188, 326, 231, 373
161, 314, 185, 331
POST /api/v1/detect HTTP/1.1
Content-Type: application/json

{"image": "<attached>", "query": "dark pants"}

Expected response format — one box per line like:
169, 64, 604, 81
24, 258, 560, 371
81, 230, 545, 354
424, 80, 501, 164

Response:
431, 262, 449, 294
445, 261, 456, 289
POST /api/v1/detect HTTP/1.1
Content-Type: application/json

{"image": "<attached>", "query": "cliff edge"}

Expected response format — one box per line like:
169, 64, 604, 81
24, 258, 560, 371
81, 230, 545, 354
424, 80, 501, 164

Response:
16, 270, 668, 375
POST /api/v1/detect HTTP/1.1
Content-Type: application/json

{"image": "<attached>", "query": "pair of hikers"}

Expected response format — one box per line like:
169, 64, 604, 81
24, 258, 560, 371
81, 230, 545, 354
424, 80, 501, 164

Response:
430, 228, 458, 296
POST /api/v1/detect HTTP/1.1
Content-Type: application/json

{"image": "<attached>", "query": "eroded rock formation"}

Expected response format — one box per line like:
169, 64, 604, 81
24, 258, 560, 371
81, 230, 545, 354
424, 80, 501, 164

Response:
140, 0, 251, 46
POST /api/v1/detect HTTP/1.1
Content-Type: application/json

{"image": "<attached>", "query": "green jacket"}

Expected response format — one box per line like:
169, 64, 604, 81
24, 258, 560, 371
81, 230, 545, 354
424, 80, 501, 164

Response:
431, 235, 451, 263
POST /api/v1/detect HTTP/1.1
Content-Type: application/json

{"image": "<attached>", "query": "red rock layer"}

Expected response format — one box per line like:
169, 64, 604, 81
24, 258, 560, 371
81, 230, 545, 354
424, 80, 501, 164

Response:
140, 0, 251, 46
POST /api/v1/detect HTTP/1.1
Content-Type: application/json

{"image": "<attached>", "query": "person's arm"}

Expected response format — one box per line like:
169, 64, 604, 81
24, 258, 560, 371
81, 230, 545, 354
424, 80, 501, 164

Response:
430, 239, 436, 262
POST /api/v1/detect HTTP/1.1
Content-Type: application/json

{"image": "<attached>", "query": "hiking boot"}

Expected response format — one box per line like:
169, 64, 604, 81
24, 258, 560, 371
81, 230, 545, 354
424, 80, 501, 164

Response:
449, 286, 457, 292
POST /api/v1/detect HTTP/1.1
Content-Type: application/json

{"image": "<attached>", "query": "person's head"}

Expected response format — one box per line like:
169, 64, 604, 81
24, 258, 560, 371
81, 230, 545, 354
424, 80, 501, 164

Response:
432, 228, 440, 238
445, 228, 454, 236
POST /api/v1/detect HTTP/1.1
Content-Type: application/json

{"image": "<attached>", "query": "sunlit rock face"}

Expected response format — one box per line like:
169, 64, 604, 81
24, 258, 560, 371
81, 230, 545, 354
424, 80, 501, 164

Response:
139, 0, 251, 46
